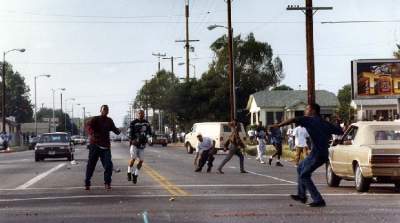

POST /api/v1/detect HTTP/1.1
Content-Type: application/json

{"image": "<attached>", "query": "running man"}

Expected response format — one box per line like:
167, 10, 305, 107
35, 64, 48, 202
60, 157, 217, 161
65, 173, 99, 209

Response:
268, 125, 284, 167
128, 110, 152, 184
269, 103, 343, 207
85, 105, 121, 190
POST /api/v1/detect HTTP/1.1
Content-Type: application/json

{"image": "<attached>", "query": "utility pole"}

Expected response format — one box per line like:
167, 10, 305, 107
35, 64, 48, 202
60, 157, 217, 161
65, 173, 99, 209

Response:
162, 56, 182, 74
227, 0, 234, 121
82, 106, 86, 136
287, 1, 332, 104
175, 0, 199, 82
152, 52, 166, 72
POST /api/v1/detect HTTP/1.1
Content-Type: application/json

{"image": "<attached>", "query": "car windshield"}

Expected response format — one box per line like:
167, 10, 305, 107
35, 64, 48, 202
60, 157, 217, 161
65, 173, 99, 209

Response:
39, 134, 68, 143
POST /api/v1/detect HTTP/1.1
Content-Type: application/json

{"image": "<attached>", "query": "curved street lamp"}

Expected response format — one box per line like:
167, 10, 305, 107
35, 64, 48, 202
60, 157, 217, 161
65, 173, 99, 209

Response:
34, 74, 51, 135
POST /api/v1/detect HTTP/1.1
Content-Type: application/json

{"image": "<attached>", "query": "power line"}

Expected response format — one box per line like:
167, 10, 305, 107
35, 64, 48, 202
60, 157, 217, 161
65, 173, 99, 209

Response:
322, 20, 400, 24
0, 20, 305, 24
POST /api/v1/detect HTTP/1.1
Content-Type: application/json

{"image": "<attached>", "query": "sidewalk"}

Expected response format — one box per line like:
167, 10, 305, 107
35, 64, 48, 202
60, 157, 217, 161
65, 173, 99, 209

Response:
0, 145, 29, 153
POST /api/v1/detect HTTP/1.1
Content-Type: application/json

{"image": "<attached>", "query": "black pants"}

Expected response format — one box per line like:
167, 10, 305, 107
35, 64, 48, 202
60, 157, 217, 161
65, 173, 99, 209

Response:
85, 144, 113, 186
218, 146, 245, 171
198, 149, 215, 170
272, 143, 282, 160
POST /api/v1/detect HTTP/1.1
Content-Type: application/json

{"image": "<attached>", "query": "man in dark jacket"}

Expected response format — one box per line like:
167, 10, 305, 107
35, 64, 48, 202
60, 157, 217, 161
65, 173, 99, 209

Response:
127, 110, 152, 184
84, 105, 120, 190
270, 103, 343, 207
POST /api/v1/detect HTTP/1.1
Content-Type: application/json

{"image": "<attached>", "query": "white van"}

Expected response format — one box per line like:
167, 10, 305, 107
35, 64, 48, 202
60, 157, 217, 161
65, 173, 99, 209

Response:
184, 122, 247, 154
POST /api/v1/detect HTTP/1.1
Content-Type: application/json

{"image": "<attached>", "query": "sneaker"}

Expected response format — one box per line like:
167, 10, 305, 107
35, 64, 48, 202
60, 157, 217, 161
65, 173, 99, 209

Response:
104, 184, 111, 190
268, 158, 272, 166
206, 167, 212, 173
260, 161, 266, 164
276, 162, 284, 167
195, 168, 202, 172
217, 169, 224, 174
84, 185, 90, 191
307, 200, 326, 207
290, 195, 307, 204
127, 172, 132, 181
132, 174, 138, 184
240, 170, 248, 173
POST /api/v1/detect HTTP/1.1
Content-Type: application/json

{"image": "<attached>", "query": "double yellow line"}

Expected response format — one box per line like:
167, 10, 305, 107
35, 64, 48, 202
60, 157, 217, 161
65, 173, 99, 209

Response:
143, 164, 189, 196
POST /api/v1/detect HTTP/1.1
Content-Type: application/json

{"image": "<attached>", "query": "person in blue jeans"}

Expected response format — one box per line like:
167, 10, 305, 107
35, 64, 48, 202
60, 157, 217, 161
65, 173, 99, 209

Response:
270, 103, 343, 207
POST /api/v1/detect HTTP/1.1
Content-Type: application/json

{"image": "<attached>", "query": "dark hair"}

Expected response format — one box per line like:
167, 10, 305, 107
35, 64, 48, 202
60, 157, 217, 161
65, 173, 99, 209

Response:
100, 105, 109, 111
309, 103, 320, 115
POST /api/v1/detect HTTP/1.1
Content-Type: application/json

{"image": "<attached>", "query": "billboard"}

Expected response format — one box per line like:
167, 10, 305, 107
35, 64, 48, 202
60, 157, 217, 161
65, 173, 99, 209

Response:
352, 59, 400, 99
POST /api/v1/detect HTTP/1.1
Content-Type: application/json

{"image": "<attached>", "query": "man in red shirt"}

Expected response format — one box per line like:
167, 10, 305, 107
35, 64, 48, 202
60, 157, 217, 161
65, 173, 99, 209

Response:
84, 105, 120, 190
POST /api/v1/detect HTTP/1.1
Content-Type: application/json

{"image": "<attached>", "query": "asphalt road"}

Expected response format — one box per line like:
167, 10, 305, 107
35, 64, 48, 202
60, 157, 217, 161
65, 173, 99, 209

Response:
1, 142, 399, 223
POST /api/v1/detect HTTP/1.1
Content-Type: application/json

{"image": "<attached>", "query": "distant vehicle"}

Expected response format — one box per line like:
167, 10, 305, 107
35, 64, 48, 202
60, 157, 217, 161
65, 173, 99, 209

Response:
34, 132, 75, 162
120, 134, 129, 141
327, 122, 400, 192
148, 134, 168, 147
71, 135, 87, 145
184, 122, 247, 154
29, 136, 40, 150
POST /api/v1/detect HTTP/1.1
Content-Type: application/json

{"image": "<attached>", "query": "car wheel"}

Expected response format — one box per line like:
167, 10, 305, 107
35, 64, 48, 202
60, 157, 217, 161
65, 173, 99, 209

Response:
67, 154, 73, 161
326, 162, 341, 187
35, 155, 40, 162
355, 164, 371, 192
186, 143, 193, 154
162, 143, 167, 147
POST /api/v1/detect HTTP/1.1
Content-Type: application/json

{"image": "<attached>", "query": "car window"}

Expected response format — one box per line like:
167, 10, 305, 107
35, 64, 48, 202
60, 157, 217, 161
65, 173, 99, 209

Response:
223, 125, 231, 132
40, 134, 68, 143
375, 130, 400, 144
341, 126, 358, 145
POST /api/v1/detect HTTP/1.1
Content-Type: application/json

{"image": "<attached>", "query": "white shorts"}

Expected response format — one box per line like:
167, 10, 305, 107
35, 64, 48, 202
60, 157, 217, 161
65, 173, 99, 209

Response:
130, 145, 145, 161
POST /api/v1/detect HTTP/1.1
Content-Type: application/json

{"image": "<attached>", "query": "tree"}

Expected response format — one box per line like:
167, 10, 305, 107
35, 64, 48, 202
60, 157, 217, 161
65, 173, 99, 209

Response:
272, 85, 293, 91
0, 62, 33, 123
337, 84, 355, 122
394, 44, 400, 59
36, 108, 78, 134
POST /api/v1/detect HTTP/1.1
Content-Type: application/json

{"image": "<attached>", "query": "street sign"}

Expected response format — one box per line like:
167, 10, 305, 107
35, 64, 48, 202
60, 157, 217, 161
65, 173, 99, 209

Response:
351, 59, 400, 99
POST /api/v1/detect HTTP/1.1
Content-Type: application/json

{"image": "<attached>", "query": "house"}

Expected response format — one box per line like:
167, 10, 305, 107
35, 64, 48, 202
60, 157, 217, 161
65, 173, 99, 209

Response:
246, 90, 339, 126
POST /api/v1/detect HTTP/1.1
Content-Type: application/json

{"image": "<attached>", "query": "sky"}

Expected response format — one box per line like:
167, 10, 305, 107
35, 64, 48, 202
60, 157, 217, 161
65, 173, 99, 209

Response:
1, 0, 399, 126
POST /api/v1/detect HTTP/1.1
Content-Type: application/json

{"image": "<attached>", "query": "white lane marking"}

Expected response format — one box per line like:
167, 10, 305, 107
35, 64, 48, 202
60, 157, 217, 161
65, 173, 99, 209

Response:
15, 163, 66, 190
228, 166, 237, 169
2, 183, 326, 191
1, 193, 400, 202
247, 171, 296, 184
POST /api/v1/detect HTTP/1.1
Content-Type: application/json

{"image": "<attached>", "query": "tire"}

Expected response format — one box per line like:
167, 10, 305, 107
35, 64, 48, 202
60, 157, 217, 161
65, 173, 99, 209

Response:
326, 162, 341, 187
186, 143, 194, 154
355, 164, 371, 192
67, 154, 73, 161
35, 155, 40, 162
162, 144, 167, 147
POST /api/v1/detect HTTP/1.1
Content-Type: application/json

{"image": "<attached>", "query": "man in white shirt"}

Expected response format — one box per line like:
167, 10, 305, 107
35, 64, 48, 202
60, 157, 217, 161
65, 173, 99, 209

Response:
286, 126, 294, 151
293, 123, 310, 166
194, 133, 216, 173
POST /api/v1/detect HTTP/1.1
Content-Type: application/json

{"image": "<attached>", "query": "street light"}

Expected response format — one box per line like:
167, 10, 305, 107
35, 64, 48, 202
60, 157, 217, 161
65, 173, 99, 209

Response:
178, 62, 196, 78
207, 22, 236, 120
65, 98, 75, 133
34, 74, 51, 135
2, 48, 25, 133
51, 88, 66, 132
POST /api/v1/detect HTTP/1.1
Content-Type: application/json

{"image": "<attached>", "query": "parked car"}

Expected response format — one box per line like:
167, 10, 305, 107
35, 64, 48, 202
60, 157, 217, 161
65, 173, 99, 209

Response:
29, 136, 40, 150
34, 132, 75, 162
327, 121, 400, 192
71, 135, 87, 145
184, 122, 247, 154
148, 134, 168, 147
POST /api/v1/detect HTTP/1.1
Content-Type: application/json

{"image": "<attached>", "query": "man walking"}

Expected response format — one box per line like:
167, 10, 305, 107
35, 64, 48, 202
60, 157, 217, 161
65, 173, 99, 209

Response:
255, 121, 267, 164
128, 110, 152, 184
270, 103, 343, 207
194, 133, 215, 173
217, 120, 247, 174
293, 123, 310, 166
268, 125, 284, 167
85, 105, 121, 190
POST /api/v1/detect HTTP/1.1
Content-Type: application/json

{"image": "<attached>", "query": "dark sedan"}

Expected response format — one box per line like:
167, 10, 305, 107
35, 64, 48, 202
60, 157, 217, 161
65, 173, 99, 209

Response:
34, 132, 75, 162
